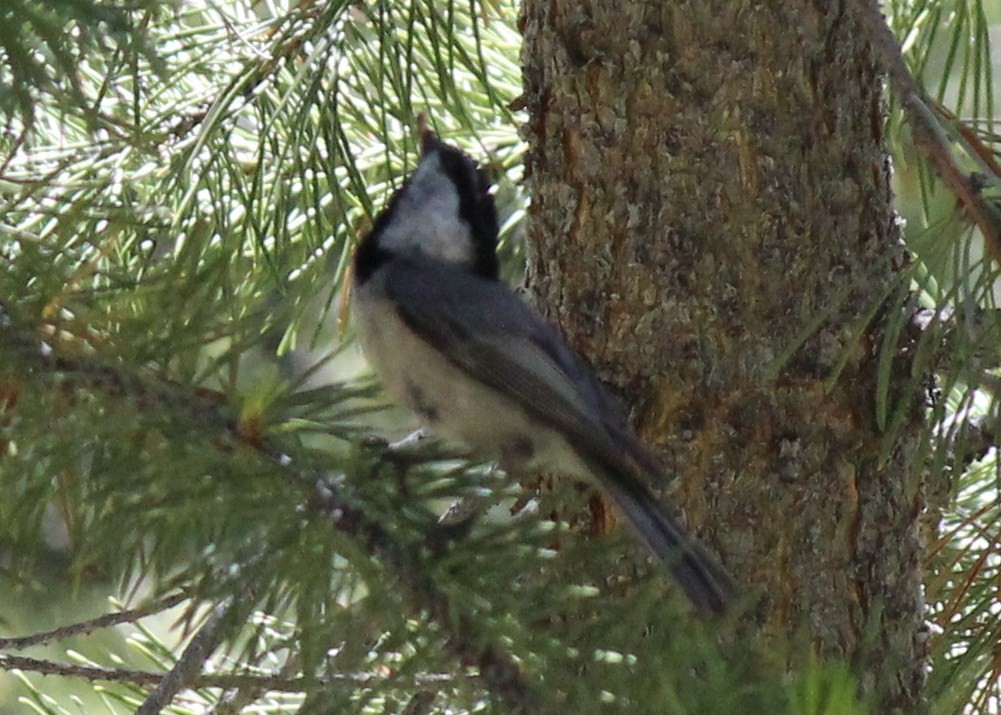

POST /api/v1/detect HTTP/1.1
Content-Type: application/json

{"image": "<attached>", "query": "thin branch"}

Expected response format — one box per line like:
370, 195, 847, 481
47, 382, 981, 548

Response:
0, 654, 453, 691
211, 653, 300, 715
0, 592, 187, 651
319, 497, 538, 713
854, 0, 1001, 265
137, 600, 231, 715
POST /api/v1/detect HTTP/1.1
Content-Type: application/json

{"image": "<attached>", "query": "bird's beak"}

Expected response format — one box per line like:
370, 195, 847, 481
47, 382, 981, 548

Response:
417, 113, 440, 156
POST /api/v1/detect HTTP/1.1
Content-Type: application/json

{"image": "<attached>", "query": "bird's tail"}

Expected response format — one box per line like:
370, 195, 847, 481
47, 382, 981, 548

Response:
588, 461, 735, 614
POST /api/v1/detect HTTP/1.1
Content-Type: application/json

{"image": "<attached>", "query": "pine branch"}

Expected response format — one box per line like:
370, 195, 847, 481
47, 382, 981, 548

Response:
151, 2, 332, 148
912, 306, 1001, 471
854, 0, 1001, 265
0, 654, 453, 691
311, 482, 540, 713
0, 306, 540, 713
0, 592, 187, 651
137, 600, 231, 715
211, 654, 300, 715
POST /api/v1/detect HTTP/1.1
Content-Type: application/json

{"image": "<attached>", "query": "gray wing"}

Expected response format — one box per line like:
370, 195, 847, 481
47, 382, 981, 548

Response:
384, 258, 736, 613
382, 258, 649, 472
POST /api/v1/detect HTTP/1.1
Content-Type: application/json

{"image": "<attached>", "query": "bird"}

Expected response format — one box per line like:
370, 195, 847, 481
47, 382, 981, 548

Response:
351, 119, 735, 614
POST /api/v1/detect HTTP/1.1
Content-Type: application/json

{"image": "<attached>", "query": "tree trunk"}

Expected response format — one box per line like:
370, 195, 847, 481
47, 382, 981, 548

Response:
521, 1, 925, 709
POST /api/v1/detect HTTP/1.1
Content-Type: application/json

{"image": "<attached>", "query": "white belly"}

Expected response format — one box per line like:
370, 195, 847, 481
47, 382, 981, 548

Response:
353, 277, 583, 474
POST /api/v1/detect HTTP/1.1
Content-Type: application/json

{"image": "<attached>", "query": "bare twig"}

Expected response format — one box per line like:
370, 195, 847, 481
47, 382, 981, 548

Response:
211, 653, 300, 715
0, 653, 453, 691
136, 601, 231, 715
0, 592, 187, 651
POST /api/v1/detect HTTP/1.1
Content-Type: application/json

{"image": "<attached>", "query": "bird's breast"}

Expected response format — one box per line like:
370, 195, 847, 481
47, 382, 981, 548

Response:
352, 276, 580, 475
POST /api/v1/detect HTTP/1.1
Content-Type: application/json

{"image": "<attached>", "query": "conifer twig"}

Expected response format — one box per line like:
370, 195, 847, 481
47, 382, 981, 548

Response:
0, 592, 187, 651
0, 653, 452, 690
211, 654, 300, 715
854, 0, 1001, 264
136, 600, 231, 715
0, 311, 539, 713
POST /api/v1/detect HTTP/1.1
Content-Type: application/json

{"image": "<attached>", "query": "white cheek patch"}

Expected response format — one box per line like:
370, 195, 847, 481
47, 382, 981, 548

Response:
378, 153, 475, 266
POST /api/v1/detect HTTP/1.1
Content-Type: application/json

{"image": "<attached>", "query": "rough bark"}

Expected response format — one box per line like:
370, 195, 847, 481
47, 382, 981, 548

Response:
521, 1, 925, 710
